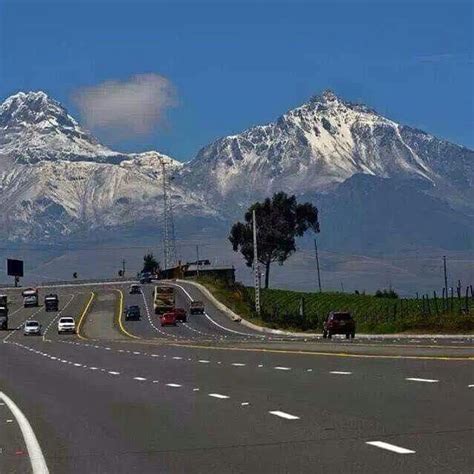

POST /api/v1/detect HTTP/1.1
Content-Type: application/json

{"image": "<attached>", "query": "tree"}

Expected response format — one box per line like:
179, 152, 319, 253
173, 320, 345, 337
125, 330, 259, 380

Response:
229, 192, 320, 288
142, 253, 159, 274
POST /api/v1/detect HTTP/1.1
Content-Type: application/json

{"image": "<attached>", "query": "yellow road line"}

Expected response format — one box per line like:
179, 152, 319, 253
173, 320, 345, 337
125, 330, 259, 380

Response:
115, 289, 140, 339
170, 343, 474, 361
77, 292, 95, 340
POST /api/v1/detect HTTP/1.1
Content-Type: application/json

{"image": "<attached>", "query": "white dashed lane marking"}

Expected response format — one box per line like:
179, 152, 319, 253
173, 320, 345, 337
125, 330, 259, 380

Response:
366, 441, 415, 454
269, 410, 300, 420
166, 383, 182, 388
133, 377, 147, 381
232, 363, 246, 367
405, 378, 439, 383
108, 371, 120, 375
274, 367, 291, 371
330, 371, 352, 375
208, 393, 230, 399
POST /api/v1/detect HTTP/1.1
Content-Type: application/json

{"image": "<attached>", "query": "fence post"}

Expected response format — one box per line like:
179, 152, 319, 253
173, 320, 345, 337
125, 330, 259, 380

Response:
433, 291, 439, 315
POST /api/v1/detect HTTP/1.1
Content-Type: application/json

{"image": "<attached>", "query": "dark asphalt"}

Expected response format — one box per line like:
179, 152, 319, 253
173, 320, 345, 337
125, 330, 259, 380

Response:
0, 282, 472, 473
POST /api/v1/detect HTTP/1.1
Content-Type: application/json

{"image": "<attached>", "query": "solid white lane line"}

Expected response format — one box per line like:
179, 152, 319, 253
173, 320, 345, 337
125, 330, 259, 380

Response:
166, 383, 182, 388
405, 378, 439, 383
232, 363, 246, 367
0, 391, 50, 473
269, 410, 300, 420
208, 393, 230, 399
330, 371, 352, 375
274, 367, 291, 371
366, 441, 415, 454
134, 377, 147, 381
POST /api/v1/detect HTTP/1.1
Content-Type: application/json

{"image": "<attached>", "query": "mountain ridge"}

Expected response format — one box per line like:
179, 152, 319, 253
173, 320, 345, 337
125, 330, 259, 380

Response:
0, 89, 472, 252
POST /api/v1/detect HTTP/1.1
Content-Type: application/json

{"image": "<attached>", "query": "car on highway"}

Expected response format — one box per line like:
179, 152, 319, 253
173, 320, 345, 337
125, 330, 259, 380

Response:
0, 305, 8, 330
173, 308, 187, 323
124, 305, 141, 320
323, 311, 355, 339
57, 317, 76, 334
24, 320, 42, 336
139, 272, 152, 284
44, 294, 59, 312
160, 312, 177, 327
190, 300, 205, 315
129, 284, 141, 294
23, 288, 39, 308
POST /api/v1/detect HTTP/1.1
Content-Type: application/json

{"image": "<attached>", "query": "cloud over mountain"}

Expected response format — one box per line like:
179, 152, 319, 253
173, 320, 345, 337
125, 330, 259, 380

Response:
72, 73, 178, 138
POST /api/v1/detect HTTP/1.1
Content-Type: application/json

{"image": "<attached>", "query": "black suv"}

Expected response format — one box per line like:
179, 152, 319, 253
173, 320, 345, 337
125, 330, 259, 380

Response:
125, 305, 141, 321
323, 312, 356, 339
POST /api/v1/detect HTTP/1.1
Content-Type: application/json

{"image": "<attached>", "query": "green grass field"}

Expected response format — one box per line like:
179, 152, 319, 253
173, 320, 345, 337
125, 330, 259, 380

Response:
194, 277, 474, 334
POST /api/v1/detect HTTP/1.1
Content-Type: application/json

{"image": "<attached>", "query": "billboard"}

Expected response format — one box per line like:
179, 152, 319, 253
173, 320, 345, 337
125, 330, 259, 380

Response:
7, 259, 24, 277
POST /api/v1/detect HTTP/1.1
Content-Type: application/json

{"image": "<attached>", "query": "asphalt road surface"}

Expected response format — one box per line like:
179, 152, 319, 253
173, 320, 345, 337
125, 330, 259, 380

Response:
0, 281, 472, 473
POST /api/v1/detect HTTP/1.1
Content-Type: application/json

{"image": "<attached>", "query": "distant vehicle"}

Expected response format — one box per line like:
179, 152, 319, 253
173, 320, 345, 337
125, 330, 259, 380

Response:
154, 286, 175, 314
129, 284, 141, 295
24, 320, 41, 336
23, 289, 39, 308
160, 312, 177, 327
0, 306, 8, 330
173, 308, 187, 323
124, 305, 141, 320
0, 294, 8, 307
57, 317, 76, 334
323, 312, 355, 339
190, 300, 205, 315
139, 272, 152, 284
44, 294, 59, 312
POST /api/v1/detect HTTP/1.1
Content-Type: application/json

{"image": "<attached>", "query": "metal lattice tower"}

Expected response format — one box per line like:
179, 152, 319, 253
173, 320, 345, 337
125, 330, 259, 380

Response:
160, 158, 177, 270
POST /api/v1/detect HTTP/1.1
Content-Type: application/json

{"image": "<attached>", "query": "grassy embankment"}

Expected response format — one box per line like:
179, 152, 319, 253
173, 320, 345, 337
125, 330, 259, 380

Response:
193, 277, 474, 334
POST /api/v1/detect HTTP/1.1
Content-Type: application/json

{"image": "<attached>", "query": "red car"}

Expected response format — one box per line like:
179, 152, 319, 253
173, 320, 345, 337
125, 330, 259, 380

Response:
323, 312, 356, 339
160, 312, 177, 327
173, 308, 187, 323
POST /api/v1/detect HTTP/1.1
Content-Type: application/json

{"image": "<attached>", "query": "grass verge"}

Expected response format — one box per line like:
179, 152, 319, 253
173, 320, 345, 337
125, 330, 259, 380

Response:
192, 277, 474, 334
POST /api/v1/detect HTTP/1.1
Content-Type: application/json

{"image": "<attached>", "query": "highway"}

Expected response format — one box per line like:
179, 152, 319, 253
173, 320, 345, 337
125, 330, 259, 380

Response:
0, 281, 472, 473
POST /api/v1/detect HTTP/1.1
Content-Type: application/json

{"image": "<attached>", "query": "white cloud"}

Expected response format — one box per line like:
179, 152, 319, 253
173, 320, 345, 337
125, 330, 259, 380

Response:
72, 74, 177, 137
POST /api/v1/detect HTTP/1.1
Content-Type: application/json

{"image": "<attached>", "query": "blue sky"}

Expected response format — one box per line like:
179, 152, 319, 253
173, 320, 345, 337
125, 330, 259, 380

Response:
1, 0, 472, 160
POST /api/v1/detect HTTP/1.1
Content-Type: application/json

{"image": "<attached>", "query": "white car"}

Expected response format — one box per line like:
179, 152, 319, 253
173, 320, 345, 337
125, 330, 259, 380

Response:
57, 317, 76, 334
24, 320, 41, 336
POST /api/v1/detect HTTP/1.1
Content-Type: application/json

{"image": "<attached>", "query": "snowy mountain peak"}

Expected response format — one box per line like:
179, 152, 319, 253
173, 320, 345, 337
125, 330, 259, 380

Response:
186, 90, 473, 204
0, 90, 124, 165
0, 90, 74, 126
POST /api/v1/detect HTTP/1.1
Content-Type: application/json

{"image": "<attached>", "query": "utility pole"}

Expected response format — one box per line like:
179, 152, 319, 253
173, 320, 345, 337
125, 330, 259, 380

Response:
252, 209, 261, 316
196, 245, 200, 277
443, 255, 448, 309
160, 158, 177, 270
313, 238, 322, 293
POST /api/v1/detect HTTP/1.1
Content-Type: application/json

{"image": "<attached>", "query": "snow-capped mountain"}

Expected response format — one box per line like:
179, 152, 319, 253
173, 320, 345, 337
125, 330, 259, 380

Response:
183, 90, 473, 211
0, 91, 126, 165
0, 91, 219, 242
0, 89, 472, 250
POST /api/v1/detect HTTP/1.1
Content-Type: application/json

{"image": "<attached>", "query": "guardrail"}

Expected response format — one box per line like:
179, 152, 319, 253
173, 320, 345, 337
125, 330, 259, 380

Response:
0, 277, 139, 290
